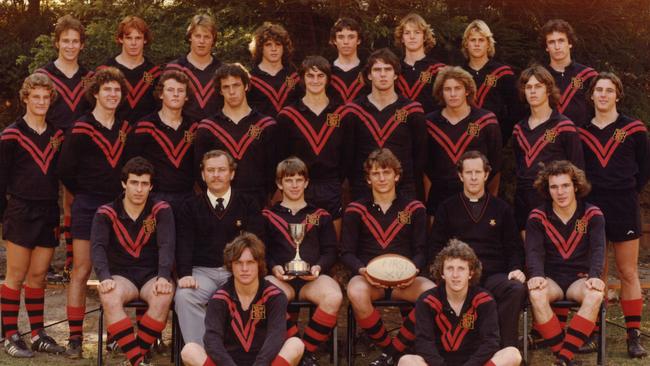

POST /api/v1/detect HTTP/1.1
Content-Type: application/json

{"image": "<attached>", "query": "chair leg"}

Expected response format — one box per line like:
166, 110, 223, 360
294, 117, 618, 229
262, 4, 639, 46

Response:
332, 325, 338, 366
174, 311, 183, 366
598, 303, 606, 366
347, 305, 354, 366
522, 307, 529, 365
97, 306, 104, 366
170, 309, 175, 364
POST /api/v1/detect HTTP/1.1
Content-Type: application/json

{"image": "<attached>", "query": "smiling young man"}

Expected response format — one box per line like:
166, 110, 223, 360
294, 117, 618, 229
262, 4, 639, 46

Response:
194, 63, 278, 208
97, 16, 161, 123
424, 66, 502, 216
328, 17, 369, 104
174, 150, 264, 347
248, 22, 300, 118
525, 161, 605, 366
512, 65, 584, 233
541, 19, 597, 127
165, 14, 222, 123
394, 13, 445, 114
460, 19, 522, 144
181, 233, 304, 366
262, 157, 341, 366
578, 73, 649, 357
429, 151, 525, 348
342, 48, 427, 201
57, 67, 131, 358
91, 157, 175, 366
342, 149, 434, 366
398, 240, 522, 366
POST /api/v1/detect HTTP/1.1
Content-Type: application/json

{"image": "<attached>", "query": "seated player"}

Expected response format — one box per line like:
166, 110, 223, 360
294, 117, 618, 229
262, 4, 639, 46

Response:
195, 63, 277, 208
526, 160, 605, 366
430, 150, 526, 348
328, 17, 369, 104
181, 233, 304, 366
248, 22, 300, 118
342, 148, 434, 366
579, 72, 649, 357
398, 240, 522, 366
91, 157, 174, 365
175, 149, 264, 347
263, 157, 341, 365
57, 66, 131, 358
0, 74, 65, 357
425, 66, 502, 215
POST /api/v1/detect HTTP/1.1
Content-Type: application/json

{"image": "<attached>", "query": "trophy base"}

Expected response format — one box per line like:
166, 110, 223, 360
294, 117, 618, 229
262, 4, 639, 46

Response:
285, 260, 311, 277
285, 270, 311, 277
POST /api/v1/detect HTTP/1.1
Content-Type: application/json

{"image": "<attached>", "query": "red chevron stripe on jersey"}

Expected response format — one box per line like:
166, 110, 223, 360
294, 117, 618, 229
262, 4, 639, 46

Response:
578, 121, 647, 167
345, 201, 424, 249
165, 63, 215, 108
197, 117, 275, 159
558, 68, 598, 114
348, 102, 423, 147
424, 291, 492, 352
1, 129, 64, 174
98, 65, 162, 108
278, 105, 349, 155
135, 121, 198, 168
528, 206, 603, 259
71, 121, 131, 167
250, 72, 300, 113
262, 208, 329, 248
426, 113, 497, 163
35, 69, 90, 111
96, 201, 169, 258
396, 63, 445, 100
330, 74, 365, 103
474, 66, 514, 108
212, 286, 282, 352
513, 120, 576, 167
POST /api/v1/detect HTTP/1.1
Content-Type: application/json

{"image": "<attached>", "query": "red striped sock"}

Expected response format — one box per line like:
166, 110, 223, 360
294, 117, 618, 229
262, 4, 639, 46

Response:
67, 305, 85, 341
137, 313, 165, 356
552, 305, 570, 329
24, 285, 45, 337
202, 357, 216, 366
303, 307, 337, 352
392, 308, 416, 352
621, 298, 643, 331
286, 312, 299, 338
534, 314, 564, 354
271, 355, 291, 366
135, 306, 146, 325
1, 285, 21, 338
357, 308, 391, 349
559, 314, 595, 362
485, 361, 496, 366
107, 317, 143, 366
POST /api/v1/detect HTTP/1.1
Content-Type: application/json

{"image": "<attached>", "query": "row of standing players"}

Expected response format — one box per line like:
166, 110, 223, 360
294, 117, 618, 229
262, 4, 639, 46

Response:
0, 11, 648, 366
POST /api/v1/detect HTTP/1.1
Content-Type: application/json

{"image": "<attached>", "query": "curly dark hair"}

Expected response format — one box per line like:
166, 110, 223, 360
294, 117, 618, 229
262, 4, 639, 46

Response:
534, 160, 591, 200
431, 239, 482, 286
85, 67, 127, 107
249, 22, 293, 66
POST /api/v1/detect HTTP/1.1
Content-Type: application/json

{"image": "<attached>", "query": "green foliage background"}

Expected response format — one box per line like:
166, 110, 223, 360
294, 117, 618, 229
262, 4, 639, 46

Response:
1, 0, 649, 127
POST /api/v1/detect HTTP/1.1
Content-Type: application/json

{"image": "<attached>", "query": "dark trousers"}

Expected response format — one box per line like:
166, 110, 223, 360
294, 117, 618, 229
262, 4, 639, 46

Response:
482, 273, 528, 348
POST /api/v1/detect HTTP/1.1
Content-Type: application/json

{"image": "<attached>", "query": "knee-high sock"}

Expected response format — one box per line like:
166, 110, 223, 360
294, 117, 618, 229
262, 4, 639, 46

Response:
621, 298, 643, 333
392, 308, 416, 353
356, 308, 391, 349
1, 285, 21, 338
303, 307, 337, 352
271, 355, 291, 366
558, 314, 595, 362
24, 285, 45, 338
534, 314, 564, 354
552, 305, 570, 329
67, 305, 85, 341
138, 313, 166, 356
286, 312, 299, 338
107, 317, 143, 366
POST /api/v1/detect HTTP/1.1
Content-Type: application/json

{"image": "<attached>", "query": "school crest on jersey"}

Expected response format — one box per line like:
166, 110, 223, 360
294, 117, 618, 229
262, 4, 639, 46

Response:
306, 213, 320, 226
466, 122, 480, 137
285, 76, 297, 90
397, 210, 412, 225
248, 124, 262, 139
544, 129, 558, 143
395, 108, 409, 124
613, 128, 627, 143
50, 135, 62, 150
461, 313, 475, 329
575, 218, 587, 234
489, 219, 496, 226
251, 304, 266, 320
419, 71, 432, 84
119, 130, 128, 144
571, 76, 584, 89
184, 130, 195, 144
485, 74, 498, 87
326, 113, 341, 128
143, 71, 155, 85
143, 218, 156, 235
357, 72, 365, 84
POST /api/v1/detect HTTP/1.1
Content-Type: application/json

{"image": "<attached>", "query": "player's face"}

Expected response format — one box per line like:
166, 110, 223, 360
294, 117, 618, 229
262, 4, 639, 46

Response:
545, 31, 572, 63
367, 60, 397, 92
442, 78, 469, 109
94, 81, 122, 112
232, 248, 259, 286
333, 28, 360, 57
548, 174, 577, 209
202, 155, 235, 195
278, 174, 308, 201
119, 28, 146, 58
122, 173, 152, 206
160, 78, 188, 111
367, 164, 399, 195
524, 75, 549, 108
262, 40, 283, 64
24, 87, 52, 118
459, 157, 488, 197
591, 78, 618, 114
401, 22, 425, 53
466, 30, 489, 59
442, 258, 472, 293
190, 26, 215, 57
303, 67, 328, 95
56, 29, 83, 62
220, 75, 247, 109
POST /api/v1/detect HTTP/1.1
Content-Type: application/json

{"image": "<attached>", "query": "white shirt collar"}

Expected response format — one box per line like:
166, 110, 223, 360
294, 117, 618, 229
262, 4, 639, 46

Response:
207, 187, 232, 209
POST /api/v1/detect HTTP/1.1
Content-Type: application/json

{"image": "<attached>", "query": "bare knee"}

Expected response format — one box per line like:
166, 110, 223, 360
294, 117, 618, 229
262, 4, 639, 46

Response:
346, 277, 371, 308
147, 294, 173, 317
5, 265, 27, 288
181, 342, 206, 366
528, 288, 548, 306
279, 336, 304, 364
70, 263, 92, 282
618, 266, 639, 282
100, 292, 125, 313
398, 354, 425, 366
320, 288, 343, 313
496, 346, 522, 366
581, 289, 603, 310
